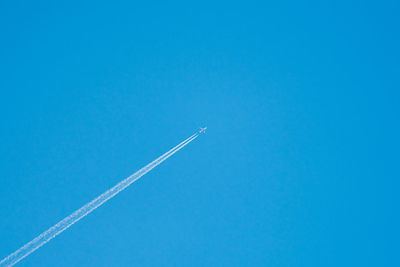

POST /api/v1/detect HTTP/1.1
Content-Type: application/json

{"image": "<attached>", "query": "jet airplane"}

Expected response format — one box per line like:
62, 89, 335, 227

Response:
199, 127, 207, 134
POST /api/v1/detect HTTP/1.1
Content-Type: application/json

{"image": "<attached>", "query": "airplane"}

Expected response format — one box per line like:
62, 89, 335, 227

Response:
199, 127, 207, 134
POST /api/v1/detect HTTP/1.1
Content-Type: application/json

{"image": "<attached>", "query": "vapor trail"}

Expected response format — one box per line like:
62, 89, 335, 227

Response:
0, 132, 200, 266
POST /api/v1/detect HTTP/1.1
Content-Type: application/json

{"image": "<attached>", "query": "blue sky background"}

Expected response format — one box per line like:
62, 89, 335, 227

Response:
0, 1, 399, 266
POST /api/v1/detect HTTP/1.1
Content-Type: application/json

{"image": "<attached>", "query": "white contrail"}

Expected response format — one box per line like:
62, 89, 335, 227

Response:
0, 132, 200, 266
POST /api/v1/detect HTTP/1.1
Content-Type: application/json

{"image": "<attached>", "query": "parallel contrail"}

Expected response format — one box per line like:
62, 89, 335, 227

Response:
0, 132, 201, 266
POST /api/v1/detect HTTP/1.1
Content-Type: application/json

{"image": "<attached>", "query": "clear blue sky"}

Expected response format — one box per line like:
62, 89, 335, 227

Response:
0, 1, 399, 266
